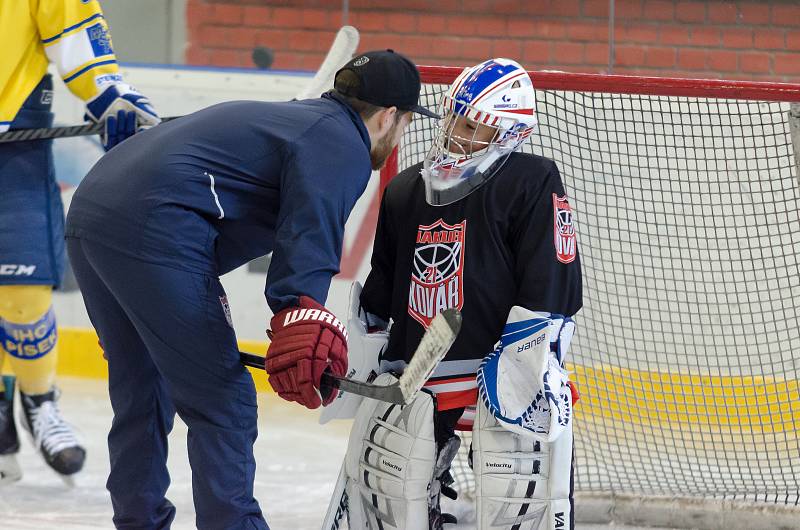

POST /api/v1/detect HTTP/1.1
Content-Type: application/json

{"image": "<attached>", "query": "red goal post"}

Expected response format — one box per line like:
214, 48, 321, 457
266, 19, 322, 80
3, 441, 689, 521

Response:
380, 67, 800, 529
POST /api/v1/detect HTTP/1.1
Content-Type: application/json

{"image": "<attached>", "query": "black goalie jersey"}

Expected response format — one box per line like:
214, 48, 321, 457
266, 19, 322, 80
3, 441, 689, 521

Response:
361, 152, 583, 412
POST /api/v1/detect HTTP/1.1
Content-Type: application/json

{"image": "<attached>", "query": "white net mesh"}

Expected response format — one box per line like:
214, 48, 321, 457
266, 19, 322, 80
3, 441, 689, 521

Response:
396, 70, 800, 505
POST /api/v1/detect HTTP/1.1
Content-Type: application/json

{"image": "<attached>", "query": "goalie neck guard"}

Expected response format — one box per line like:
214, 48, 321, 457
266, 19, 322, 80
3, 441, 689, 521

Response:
422, 58, 538, 206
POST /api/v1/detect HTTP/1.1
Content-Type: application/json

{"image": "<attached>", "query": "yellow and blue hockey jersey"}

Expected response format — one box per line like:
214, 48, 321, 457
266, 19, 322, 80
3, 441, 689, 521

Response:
0, 0, 121, 131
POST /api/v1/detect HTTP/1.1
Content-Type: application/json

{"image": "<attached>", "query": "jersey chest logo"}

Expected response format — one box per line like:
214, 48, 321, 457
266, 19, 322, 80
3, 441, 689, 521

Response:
408, 219, 466, 328
553, 194, 577, 264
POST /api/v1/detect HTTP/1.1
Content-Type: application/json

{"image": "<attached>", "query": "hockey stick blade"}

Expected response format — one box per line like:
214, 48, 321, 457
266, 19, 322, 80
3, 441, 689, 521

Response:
0, 26, 358, 144
395, 307, 461, 402
239, 308, 462, 405
294, 25, 359, 101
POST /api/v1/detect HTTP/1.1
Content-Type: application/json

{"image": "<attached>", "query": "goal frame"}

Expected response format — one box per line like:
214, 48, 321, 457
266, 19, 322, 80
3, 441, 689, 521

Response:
380, 67, 800, 529
383, 67, 800, 197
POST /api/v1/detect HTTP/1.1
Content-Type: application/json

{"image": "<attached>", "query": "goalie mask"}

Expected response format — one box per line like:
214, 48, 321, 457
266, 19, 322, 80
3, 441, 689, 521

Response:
422, 58, 538, 206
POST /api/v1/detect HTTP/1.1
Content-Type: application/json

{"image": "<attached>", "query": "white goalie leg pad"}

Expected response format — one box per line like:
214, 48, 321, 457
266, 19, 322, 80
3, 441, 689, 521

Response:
474, 399, 574, 530
344, 372, 437, 530
320, 281, 388, 424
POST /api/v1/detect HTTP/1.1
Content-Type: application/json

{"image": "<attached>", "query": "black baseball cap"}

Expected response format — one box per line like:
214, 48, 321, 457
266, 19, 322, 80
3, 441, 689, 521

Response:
334, 49, 439, 119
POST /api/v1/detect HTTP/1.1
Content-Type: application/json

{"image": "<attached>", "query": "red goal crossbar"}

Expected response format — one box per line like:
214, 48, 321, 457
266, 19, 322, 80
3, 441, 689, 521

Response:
418, 65, 800, 102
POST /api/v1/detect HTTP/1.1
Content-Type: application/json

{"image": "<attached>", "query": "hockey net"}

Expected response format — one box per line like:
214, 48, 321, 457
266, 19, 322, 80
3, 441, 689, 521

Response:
386, 67, 800, 525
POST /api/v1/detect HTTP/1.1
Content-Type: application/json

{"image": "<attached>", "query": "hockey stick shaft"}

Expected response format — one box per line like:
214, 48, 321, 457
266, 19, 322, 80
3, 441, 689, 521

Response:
0, 26, 359, 144
240, 307, 462, 405
0, 116, 180, 143
241, 350, 407, 403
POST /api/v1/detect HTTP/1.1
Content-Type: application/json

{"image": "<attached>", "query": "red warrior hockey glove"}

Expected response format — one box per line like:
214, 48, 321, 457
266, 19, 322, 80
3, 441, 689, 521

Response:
265, 296, 348, 409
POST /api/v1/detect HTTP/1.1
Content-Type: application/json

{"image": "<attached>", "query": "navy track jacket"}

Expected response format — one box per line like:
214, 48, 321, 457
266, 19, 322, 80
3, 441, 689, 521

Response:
66, 92, 372, 311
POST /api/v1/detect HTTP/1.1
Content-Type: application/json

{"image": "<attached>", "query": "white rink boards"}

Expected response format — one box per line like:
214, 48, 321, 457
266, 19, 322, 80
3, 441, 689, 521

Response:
50, 64, 381, 338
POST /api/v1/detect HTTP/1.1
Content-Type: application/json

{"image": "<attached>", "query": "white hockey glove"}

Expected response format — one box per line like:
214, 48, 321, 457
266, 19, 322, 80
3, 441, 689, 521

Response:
319, 281, 388, 424
85, 80, 160, 151
477, 307, 575, 442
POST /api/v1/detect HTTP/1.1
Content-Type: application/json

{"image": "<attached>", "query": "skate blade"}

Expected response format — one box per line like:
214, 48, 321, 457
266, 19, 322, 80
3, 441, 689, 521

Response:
59, 473, 77, 488
0, 453, 22, 486
21, 433, 81, 488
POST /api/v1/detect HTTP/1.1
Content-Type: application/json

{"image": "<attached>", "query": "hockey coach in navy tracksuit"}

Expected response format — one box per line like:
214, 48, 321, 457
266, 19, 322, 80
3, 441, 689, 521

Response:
64, 50, 437, 529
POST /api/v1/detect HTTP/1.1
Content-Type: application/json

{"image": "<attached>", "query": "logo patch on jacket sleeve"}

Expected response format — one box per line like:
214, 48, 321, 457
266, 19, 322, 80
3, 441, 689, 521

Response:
87, 23, 113, 57
553, 194, 576, 264
408, 219, 466, 328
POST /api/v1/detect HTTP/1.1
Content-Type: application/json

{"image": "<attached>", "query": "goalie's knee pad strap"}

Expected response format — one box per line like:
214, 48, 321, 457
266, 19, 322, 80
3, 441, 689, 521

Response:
474, 401, 573, 530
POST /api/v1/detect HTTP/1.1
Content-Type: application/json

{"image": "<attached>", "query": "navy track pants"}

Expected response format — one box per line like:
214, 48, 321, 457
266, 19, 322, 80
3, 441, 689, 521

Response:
67, 237, 268, 530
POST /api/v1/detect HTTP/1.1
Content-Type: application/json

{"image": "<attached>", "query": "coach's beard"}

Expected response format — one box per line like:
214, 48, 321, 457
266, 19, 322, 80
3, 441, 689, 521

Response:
370, 122, 400, 170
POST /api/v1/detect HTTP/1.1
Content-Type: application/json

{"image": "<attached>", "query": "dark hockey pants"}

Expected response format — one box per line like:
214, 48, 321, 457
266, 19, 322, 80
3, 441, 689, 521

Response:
67, 237, 268, 530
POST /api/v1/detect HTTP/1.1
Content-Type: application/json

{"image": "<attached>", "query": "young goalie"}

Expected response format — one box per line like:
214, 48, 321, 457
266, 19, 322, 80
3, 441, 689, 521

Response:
321, 58, 583, 529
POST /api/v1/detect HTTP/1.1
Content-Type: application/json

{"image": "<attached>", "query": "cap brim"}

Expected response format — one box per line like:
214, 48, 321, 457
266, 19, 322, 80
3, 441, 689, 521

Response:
409, 105, 440, 119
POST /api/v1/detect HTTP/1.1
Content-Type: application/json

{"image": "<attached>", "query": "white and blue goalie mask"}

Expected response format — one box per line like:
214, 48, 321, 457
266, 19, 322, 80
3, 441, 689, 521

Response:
422, 58, 538, 206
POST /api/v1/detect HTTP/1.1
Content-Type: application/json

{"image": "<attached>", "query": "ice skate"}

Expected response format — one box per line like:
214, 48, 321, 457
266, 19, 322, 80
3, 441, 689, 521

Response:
0, 375, 22, 485
20, 387, 85, 485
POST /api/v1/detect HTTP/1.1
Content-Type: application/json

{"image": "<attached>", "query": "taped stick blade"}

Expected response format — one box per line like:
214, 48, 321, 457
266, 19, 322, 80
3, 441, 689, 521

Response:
397, 308, 462, 403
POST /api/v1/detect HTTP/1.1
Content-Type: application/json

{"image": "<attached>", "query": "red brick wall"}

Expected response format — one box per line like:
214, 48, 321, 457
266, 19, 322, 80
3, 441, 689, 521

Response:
186, 0, 800, 82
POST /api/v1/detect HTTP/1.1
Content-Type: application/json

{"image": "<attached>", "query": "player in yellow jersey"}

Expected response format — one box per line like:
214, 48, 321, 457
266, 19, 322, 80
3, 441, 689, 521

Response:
0, 0, 159, 484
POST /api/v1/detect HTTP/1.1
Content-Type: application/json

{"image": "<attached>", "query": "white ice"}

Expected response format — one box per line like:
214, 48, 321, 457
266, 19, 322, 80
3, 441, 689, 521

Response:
0, 377, 669, 530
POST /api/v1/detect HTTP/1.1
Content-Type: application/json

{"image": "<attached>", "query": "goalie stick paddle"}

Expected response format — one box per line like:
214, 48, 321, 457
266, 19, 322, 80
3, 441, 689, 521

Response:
321, 462, 348, 530
0, 25, 359, 144
239, 307, 462, 405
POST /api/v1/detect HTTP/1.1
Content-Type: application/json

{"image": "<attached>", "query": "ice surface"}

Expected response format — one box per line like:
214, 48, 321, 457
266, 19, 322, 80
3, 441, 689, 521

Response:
0, 377, 669, 530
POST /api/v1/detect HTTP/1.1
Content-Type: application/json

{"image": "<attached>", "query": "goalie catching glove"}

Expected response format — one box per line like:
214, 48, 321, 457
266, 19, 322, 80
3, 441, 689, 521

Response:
477, 307, 575, 442
265, 296, 348, 409
473, 307, 578, 530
